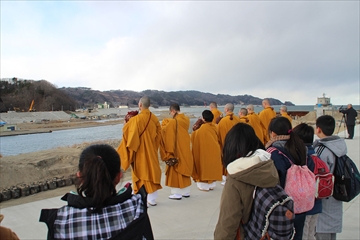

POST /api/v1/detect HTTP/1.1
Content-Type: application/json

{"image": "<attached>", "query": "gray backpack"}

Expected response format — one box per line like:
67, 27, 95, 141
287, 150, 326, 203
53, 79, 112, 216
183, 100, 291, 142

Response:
243, 185, 295, 240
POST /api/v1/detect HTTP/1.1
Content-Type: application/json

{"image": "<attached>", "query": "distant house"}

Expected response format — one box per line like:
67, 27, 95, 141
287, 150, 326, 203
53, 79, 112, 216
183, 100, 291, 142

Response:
97, 102, 110, 109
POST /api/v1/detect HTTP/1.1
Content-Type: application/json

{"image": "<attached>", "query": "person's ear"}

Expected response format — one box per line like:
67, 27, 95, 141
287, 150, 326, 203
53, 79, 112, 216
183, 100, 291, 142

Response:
113, 172, 122, 185
76, 171, 81, 178
270, 131, 277, 138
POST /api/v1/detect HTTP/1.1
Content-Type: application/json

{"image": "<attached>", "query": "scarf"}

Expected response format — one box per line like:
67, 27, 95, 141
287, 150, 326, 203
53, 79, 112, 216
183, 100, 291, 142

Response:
265, 135, 290, 149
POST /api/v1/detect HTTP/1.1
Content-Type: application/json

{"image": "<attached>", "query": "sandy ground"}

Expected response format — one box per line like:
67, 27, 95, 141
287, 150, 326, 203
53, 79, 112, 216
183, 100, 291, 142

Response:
0, 110, 347, 207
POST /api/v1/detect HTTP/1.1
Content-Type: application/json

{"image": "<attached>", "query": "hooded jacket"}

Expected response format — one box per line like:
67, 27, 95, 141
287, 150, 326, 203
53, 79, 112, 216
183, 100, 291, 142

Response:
214, 149, 279, 240
313, 135, 347, 233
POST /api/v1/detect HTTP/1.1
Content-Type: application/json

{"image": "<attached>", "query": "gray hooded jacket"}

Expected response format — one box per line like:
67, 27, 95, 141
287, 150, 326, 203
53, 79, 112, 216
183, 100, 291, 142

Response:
313, 135, 347, 233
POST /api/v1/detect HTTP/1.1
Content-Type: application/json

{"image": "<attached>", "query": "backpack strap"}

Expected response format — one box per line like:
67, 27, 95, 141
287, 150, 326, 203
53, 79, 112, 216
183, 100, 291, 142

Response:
316, 144, 326, 157
267, 146, 294, 165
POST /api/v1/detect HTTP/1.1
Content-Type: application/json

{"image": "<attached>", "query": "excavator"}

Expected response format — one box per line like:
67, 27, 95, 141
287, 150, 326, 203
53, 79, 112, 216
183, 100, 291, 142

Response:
28, 100, 35, 112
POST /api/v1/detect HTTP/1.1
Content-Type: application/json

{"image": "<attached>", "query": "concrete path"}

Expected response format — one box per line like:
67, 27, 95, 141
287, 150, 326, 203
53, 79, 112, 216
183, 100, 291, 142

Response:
1, 127, 359, 239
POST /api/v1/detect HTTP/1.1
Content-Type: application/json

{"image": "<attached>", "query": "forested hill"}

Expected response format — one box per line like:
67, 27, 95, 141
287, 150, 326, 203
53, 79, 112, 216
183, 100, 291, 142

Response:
0, 78, 294, 112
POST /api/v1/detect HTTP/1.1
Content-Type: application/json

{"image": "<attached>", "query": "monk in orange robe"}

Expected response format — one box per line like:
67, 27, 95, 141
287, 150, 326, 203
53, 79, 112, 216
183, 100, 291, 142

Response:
237, 108, 250, 124
280, 105, 292, 125
117, 96, 162, 206
246, 104, 268, 144
258, 98, 276, 141
160, 103, 194, 200
217, 103, 240, 185
209, 102, 222, 124
191, 110, 222, 191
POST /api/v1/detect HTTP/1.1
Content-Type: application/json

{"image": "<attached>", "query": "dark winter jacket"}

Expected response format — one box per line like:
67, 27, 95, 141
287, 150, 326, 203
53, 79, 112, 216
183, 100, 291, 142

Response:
39, 184, 153, 240
341, 107, 358, 125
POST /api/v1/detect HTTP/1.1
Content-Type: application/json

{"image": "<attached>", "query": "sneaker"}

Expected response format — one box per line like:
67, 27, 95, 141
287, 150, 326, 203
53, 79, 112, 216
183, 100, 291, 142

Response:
169, 194, 182, 200
198, 187, 209, 192
147, 200, 157, 206
221, 181, 226, 186
182, 194, 190, 198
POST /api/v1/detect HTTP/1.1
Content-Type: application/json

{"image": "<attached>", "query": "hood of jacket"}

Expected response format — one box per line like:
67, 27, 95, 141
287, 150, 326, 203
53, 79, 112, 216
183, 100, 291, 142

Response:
313, 135, 347, 157
227, 149, 279, 187
61, 183, 133, 209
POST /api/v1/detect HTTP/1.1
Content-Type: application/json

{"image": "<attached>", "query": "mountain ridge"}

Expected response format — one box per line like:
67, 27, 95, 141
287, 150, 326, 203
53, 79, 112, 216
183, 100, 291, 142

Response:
0, 78, 294, 112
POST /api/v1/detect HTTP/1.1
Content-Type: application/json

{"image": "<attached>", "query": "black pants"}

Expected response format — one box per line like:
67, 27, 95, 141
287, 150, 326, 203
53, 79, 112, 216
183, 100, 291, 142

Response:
346, 124, 355, 139
294, 213, 306, 240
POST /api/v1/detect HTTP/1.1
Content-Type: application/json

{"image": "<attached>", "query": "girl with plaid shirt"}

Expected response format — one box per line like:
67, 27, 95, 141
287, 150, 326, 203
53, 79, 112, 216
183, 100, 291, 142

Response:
40, 144, 153, 240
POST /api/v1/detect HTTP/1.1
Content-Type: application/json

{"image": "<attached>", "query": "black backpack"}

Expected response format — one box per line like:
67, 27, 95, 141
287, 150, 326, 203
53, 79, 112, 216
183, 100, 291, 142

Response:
317, 145, 360, 202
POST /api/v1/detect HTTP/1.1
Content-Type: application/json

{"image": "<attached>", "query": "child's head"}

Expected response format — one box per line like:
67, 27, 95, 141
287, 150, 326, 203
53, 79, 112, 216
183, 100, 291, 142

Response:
222, 123, 264, 167
292, 123, 314, 144
77, 144, 121, 212
268, 117, 306, 166
268, 116, 292, 136
316, 115, 335, 138
202, 110, 214, 123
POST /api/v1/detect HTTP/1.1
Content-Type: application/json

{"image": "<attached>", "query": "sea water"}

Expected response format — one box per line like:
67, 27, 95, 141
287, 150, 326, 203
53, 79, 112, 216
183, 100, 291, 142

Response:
0, 105, 342, 156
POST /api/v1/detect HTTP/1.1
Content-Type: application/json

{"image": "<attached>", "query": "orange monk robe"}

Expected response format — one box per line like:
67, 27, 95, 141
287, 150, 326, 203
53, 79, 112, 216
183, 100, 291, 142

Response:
161, 118, 171, 128
160, 113, 194, 188
211, 108, 222, 124
217, 113, 240, 176
258, 107, 276, 137
117, 109, 162, 194
281, 112, 292, 125
239, 116, 250, 124
247, 112, 268, 144
191, 122, 222, 183
217, 113, 241, 151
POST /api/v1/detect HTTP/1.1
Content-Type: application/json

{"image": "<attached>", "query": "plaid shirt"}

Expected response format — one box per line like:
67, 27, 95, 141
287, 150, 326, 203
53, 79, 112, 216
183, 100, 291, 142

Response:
244, 185, 295, 240
53, 194, 144, 240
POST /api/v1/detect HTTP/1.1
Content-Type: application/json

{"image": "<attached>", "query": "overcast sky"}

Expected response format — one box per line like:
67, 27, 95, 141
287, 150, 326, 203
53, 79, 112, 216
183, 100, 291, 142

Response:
1, 1, 359, 105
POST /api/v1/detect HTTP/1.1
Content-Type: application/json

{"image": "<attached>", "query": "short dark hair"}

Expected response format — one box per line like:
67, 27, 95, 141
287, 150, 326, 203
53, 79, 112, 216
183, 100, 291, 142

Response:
169, 103, 180, 112
222, 123, 264, 167
293, 123, 314, 144
316, 115, 335, 136
202, 110, 214, 122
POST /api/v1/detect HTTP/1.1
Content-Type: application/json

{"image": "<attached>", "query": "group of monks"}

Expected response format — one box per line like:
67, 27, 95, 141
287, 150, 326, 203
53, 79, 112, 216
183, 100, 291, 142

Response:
117, 96, 292, 206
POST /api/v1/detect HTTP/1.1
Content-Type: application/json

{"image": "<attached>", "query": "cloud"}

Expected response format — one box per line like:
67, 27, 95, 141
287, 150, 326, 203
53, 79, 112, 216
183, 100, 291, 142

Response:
1, 1, 359, 105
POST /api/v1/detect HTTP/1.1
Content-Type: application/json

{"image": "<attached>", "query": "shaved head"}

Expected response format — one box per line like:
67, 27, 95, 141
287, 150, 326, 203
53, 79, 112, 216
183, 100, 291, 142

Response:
139, 96, 150, 108
225, 103, 234, 112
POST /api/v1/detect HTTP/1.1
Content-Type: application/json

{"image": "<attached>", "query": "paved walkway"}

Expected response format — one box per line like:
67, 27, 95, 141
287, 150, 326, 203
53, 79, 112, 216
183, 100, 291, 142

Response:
1, 128, 359, 239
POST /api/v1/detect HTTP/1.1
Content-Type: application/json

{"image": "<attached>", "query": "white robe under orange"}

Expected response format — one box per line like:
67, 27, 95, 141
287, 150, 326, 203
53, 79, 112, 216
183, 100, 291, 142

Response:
191, 122, 222, 183
117, 109, 162, 194
160, 113, 194, 188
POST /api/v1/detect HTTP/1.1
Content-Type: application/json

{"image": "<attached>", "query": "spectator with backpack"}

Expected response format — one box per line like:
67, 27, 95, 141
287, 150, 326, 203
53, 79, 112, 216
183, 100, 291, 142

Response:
214, 123, 280, 240
265, 117, 315, 240
293, 123, 323, 240
313, 115, 347, 240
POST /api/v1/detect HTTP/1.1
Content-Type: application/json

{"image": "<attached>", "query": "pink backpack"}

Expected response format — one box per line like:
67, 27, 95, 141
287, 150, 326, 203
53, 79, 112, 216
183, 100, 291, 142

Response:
267, 147, 316, 214
311, 154, 334, 199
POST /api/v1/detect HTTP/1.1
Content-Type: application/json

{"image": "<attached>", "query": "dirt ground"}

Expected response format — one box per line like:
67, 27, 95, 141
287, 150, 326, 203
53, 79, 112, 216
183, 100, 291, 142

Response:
0, 110, 347, 207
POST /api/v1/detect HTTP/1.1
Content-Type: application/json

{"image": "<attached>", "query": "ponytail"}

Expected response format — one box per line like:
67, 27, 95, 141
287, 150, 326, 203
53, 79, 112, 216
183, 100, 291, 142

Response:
76, 144, 120, 213
285, 131, 307, 166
